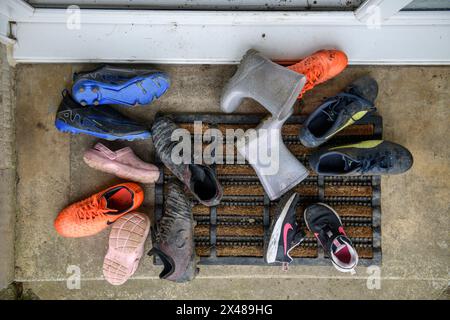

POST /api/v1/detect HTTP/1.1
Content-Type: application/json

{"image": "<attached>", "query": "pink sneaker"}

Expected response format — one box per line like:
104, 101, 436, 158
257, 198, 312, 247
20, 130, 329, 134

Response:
103, 212, 150, 285
83, 143, 160, 184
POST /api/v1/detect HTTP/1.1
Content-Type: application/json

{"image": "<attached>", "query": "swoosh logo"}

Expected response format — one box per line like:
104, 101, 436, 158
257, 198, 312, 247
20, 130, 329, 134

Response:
283, 223, 293, 255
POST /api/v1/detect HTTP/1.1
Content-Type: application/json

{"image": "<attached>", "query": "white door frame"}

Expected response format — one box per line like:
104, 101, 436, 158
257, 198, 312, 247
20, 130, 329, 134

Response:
355, 0, 414, 23
1, 0, 449, 64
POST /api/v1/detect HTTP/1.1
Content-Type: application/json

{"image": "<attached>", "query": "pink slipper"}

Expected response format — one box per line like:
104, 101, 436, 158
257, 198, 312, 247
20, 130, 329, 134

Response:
103, 212, 150, 285
83, 143, 160, 184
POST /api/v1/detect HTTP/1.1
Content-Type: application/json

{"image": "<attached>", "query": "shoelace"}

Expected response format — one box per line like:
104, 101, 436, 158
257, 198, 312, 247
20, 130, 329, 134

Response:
76, 197, 109, 221
321, 93, 375, 122
302, 61, 324, 92
320, 95, 347, 122
357, 152, 392, 174
317, 224, 347, 251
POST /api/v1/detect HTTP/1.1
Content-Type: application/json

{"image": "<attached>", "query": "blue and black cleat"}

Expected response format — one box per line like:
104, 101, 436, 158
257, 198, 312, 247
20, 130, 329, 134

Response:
72, 65, 170, 107
55, 90, 151, 141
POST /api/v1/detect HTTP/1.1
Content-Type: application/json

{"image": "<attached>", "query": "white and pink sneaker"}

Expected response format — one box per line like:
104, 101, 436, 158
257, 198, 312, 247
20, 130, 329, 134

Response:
83, 142, 160, 184
103, 212, 150, 285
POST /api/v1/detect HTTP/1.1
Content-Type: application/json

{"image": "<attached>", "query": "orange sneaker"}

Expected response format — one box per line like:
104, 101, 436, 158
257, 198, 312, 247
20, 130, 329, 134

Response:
287, 49, 348, 98
54, 182, 144, 238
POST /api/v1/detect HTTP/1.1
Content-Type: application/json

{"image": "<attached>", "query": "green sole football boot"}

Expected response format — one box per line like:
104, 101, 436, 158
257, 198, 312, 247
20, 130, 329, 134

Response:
299, 76, 378, 148
309, 140, 413, 176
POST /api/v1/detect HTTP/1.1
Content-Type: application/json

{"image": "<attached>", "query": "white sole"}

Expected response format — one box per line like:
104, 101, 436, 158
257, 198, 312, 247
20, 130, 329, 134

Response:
265, 193, 297, 264
304, 203, 358, 272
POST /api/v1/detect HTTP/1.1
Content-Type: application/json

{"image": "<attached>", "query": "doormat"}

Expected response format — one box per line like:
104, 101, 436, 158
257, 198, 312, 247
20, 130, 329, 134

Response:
154, 113, 382, 266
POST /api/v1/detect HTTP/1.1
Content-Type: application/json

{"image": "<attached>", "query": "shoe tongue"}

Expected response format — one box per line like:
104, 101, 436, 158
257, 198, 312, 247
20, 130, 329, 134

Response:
99, 196, 118, 213
331, 236, 349, 254
331, 235, 353, 265
190, 165, 206, 182
343, 155, 359, 172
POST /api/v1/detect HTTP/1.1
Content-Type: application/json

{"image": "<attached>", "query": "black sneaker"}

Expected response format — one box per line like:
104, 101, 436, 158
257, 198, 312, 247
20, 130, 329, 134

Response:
148, 180, 198, 282
151, 116, 223, 207
309, 140, 413, 175
55, 90, 151, 141
299, 76, 378, 148
265, 192, 305, 268
304, 203, 358, 273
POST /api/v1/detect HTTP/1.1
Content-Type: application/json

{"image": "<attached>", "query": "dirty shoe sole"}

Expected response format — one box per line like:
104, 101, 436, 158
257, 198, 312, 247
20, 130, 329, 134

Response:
72, 73, 170, 107
103, 212, 150, 285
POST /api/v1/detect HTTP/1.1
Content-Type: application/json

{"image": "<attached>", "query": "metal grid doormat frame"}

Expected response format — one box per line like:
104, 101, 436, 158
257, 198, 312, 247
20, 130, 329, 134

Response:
154, 113, 382, 266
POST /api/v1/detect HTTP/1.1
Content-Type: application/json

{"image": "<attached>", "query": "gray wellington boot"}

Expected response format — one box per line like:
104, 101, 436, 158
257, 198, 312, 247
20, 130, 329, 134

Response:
236, 111, 309, 201
148, 180, 198, 282
220, 49, 306, 118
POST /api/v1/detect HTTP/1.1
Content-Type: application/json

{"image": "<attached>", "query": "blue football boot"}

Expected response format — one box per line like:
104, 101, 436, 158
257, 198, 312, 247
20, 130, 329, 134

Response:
55, 90, 151, 141
72, 65, 170, 107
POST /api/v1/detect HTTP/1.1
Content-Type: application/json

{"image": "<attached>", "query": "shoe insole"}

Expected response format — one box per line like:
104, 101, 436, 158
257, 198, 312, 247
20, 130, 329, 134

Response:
334, 244, 352, 264
318, 154, 359, 174
190, 165, 217, 201
105, 187, 133, 212
308, 113, 333, 137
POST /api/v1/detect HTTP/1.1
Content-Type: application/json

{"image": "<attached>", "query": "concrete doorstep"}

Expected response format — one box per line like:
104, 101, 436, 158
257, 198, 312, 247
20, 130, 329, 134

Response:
1, 44, 449, 299
0, 43, 16, 290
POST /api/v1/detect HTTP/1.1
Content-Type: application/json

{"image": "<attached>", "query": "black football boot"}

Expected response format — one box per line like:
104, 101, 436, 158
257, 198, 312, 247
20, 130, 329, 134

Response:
152, 116, 223, 206
148, 180, 198, 282
309, 140, 413, 176
299, 76, 378, 148
55, 90, 151, 141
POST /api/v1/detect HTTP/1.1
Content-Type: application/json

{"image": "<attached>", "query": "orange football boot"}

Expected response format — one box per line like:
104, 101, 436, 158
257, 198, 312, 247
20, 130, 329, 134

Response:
54, 182, 144, 238
287, 49, 348, 98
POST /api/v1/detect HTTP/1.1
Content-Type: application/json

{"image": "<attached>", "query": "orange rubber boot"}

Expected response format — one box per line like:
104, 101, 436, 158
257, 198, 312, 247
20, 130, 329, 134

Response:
54, 182, 144, 238
288, 50, 348, 98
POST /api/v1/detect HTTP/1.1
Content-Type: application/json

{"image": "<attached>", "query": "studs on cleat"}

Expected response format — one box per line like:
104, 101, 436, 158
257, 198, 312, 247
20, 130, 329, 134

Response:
80, 101, 87, 106
136, 81, 147, 94
93, 100, 99, 106
78, 87, 85, 93
91, 87, 99, 93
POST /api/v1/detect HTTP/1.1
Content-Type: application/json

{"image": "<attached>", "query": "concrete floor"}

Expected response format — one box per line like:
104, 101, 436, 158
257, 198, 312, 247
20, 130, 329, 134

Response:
12, 63, 450, 299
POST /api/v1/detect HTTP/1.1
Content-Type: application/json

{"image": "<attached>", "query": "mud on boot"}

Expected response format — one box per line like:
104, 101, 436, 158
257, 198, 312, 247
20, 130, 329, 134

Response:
151, 116, 223, 207
149, 180, 198, 282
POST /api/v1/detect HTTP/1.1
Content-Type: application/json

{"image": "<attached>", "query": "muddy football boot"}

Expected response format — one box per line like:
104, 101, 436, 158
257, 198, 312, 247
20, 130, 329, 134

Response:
148, 180, 198, 282
72, 65, 170, 107
151, 116, 223, 207
304, 203, 358, 273
265, 192, 305, 269
299, 76, 378, 148
309, 140, 413, 176
55, 90, 151, 141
